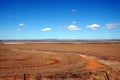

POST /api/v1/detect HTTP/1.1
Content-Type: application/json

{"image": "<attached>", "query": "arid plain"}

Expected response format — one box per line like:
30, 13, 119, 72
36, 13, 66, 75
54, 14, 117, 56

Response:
0, 41, 120, 80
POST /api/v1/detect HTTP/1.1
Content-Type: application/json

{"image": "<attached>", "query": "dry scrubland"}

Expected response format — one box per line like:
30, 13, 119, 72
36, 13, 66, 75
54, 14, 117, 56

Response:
0, 42, 120, 80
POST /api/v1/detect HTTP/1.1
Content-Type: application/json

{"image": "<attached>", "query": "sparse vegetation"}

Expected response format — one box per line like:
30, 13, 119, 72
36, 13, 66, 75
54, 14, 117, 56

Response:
0, 42, 120, 80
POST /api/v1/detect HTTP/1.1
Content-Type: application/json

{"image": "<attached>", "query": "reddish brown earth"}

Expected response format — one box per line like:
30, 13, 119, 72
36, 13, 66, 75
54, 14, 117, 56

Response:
0, 43, 120, 80
79, 54, 106, 70
0, 55, 107, 80
0, 59, 60, 69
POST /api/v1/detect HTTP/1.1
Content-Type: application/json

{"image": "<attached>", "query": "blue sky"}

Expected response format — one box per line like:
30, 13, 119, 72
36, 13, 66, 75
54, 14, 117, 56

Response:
0, 0, 120, 40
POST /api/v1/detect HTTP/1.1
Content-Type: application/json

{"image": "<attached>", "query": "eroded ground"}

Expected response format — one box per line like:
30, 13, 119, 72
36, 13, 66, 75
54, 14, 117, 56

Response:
0, 43, 120, 80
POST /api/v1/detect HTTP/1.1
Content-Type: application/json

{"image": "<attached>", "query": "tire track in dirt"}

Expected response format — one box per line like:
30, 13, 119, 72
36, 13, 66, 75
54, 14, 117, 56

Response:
0, 58, 30, 62
0, 59, 60, 69
0, 53, 107, 80
78, 54, 106, 70
0, 53, 106, 70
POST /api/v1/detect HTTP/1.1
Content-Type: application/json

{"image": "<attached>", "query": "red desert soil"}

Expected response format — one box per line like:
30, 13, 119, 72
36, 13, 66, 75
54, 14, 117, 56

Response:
0, 55, 106, 80
0, 59, 60, 69
0, 53, 105, 70
0, 43, 120, 80
79, 54, 106, 70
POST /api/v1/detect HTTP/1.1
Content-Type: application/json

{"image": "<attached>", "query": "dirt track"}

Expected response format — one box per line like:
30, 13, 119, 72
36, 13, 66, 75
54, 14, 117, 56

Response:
78, 54, 106, 70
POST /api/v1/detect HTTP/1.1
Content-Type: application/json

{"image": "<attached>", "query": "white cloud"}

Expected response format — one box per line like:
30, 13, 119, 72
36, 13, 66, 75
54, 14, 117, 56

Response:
71, 21, 77, 24
66, 25, 80, 30
19, 23, 25, 27
41, 28, 52, 31
71, 9, 77, 12
86, 24, 100, 30
105, 23, 120, 29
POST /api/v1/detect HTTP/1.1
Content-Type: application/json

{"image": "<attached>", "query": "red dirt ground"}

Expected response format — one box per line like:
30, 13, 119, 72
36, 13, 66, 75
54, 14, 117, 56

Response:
0, 43, 119, 80
79, 54, 106, 70
0, 55, 106, 80
0, 59, 60, 69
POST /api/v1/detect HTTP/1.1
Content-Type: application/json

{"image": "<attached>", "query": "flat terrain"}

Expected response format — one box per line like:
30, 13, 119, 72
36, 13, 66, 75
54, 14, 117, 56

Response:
0, 42, 120, 80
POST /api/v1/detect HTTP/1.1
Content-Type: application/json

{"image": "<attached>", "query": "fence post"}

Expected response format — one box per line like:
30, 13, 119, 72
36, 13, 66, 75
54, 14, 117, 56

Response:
105, 71, 110, 80
24, 74, 26, 80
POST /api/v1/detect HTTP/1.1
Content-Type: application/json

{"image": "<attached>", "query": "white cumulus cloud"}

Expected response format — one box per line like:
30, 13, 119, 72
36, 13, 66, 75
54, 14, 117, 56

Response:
105, 23, 120, 29
66, 25, 80, 30
86, 24, 100, 30
19, 23, 25, 27
41, 28, 52, 31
